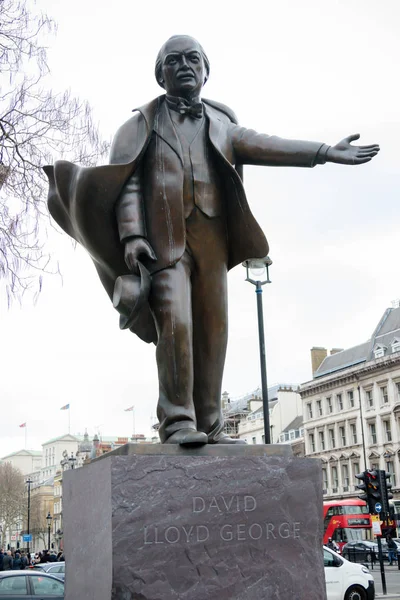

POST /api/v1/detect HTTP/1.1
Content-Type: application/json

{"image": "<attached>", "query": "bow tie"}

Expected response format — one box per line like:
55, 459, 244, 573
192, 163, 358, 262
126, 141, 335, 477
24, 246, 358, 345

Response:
166, 96, 203, 119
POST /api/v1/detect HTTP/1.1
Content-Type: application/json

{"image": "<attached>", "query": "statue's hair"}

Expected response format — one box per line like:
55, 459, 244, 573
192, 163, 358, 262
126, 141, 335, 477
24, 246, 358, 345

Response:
155, 35, 210, 89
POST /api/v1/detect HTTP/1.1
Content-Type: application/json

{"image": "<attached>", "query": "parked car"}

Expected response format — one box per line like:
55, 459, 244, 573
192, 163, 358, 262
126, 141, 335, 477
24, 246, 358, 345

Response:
324, 546, 375, 600
0, 571, 64, 599
30, 562, 65, 581
341, 541, 379, 563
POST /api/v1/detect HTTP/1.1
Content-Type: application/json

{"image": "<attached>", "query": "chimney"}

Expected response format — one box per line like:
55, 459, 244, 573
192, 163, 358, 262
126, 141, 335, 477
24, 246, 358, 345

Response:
330, 348, 344, 355
311, 347, 328, 376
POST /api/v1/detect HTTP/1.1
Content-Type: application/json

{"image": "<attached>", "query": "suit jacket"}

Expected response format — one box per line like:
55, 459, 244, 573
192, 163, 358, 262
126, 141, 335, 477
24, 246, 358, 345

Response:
45, 95, 325, 341
110, 95, 325, 272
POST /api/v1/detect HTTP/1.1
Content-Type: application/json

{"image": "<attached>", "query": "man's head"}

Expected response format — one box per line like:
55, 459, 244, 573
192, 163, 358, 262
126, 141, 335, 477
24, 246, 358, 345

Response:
155, 35, 210, 99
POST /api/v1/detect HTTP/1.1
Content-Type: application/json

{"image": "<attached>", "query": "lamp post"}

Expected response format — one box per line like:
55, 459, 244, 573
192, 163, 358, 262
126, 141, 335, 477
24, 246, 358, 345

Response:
243, 256, 272, 444
25, 478, 32, 560
46, 512, 52, 551
68, 452, 76, 470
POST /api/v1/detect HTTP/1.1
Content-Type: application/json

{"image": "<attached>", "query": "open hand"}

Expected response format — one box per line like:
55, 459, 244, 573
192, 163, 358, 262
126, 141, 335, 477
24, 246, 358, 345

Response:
327, 134, 380, 165
124, 237, 156, 274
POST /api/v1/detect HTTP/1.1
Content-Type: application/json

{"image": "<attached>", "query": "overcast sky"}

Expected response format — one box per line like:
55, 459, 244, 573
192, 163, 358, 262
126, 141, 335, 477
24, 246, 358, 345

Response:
1, 0, 399, 457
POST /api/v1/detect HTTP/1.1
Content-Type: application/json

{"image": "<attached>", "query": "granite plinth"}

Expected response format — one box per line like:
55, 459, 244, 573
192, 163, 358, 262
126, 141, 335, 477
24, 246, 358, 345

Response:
63, 446, 326, 600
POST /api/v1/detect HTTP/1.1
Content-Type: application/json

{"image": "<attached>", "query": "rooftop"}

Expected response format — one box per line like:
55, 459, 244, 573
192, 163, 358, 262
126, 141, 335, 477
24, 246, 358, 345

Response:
314, 305, 400, 378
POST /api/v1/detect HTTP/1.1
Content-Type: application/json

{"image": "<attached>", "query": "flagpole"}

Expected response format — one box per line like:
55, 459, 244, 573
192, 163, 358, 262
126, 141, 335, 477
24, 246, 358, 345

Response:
25, 425, 27, 449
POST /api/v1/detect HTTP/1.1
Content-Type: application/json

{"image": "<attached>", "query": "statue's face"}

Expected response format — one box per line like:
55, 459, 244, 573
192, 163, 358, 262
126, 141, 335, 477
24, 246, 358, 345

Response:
160, 37, 206, 98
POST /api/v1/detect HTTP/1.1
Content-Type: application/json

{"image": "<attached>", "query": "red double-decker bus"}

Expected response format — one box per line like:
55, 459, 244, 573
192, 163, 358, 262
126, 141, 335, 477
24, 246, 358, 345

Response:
323, 498, 372, 550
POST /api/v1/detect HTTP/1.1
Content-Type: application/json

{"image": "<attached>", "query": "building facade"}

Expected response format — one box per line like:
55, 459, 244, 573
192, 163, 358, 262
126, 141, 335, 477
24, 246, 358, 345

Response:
301, 304, 400, 501
1, 449, 42, 476
223, 384, 303, 447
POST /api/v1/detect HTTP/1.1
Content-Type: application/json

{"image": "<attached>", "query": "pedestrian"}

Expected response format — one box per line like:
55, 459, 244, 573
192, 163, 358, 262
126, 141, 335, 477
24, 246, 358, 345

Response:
327, 537, 339, 552
3, 551, 13, 570
12, 552, 22, 570
40, 549, 49, 563
0, 549, 4, 572
20, 551, 28, 570
386, 534, 397, 565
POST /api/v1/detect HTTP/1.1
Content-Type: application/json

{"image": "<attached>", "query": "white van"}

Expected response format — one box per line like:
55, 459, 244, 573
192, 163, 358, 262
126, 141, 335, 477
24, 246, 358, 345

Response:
324, 545, 375, 600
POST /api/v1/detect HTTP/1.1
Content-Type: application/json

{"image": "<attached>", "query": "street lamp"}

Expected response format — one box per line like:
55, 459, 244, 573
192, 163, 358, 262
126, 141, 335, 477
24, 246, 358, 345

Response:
46, 512, 52, 551
25, 478, 32, 561
243, 256, 272, 444
68, 452, 76, 470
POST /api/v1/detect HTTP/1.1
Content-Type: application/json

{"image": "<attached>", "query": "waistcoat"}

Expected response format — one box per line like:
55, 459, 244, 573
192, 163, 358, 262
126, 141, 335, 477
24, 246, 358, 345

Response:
171, 112, 224, 219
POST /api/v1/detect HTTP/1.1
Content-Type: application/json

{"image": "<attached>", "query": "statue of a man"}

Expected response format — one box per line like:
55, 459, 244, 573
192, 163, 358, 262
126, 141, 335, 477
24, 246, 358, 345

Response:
45, 35, 379, 446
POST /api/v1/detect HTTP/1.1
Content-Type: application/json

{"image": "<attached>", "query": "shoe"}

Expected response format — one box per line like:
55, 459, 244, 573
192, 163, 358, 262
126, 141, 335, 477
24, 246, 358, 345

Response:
165, 429, 208, 446
209, 433, 247, 445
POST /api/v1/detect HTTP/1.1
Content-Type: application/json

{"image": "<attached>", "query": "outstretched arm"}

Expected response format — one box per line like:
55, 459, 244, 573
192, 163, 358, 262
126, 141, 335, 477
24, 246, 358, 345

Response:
231, 125, 379, 168
325, 134, 379, 165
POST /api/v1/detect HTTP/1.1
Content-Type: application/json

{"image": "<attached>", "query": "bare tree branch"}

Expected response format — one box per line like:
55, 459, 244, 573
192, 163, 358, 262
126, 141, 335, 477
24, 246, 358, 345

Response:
0, 0, 109, 301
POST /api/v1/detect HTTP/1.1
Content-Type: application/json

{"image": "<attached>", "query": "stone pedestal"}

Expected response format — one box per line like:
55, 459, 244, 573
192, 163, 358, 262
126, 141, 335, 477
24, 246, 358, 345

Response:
63, 444, 326, 600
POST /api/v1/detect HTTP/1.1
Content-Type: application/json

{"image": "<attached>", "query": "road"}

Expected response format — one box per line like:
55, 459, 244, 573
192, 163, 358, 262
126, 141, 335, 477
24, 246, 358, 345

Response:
370, 564, 400, 597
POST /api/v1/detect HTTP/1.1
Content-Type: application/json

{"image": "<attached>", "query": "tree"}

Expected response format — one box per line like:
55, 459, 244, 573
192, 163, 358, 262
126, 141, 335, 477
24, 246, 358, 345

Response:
29, 493, 49, 549
0, 0, 109, 302
0, 463, 26, 546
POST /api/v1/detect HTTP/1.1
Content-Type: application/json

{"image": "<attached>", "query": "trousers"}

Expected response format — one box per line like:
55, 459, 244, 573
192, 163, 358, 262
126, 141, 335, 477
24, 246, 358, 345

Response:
149, 208, 229, 442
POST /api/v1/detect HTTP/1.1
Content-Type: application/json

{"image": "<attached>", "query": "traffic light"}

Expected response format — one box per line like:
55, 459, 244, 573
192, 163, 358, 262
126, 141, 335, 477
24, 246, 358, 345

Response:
356, 471, 375, 513
356, 470, 380, 513
377, 470, 393, 515
356, 469, 393, 515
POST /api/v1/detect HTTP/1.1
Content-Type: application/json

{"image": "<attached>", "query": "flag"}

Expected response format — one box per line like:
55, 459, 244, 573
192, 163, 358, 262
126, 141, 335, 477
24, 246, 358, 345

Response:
19, 423, 26, 428
60, 404, 70, 410
124, 406, 134, 412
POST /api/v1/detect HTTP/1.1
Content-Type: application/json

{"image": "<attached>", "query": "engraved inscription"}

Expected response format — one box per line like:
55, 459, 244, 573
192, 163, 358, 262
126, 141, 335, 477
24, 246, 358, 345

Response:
192, 495, 256, 513
142, 494, 302, 546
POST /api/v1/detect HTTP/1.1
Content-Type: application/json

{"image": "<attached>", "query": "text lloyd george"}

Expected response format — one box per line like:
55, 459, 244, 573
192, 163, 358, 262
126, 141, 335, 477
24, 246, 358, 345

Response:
142, 494, 302, 545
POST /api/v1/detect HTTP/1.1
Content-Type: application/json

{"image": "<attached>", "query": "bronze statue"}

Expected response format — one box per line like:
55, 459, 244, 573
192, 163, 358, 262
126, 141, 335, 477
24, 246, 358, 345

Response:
44, 35, 379, 446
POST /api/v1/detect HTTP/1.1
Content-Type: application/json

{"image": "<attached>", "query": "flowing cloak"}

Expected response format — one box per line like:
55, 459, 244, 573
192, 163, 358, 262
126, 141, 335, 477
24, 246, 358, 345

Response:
44, 96, 269, 343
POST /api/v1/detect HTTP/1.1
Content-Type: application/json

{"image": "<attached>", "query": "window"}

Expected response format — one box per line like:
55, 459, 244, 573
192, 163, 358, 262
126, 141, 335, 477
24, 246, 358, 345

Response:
337, 394, 343, 411
371, 462, 379, 471
329, 428, 336, 449
369, 422, 377, 444
366, 389, 374, 408
0, 575, 28, 594
353, 462, 360, 481
384, 420, 392, 442
381, 386, 389, 404
392, 339, 400, 353
307, 403, 313, 419
350, 423, 358, 444
319, 431, 325, 451
252, 437, 256, 444
347, 390, 355, 408
316, 399, 323, 416
396, 382, 400, 398
309, 433, 315, 452
374, 346, 385, 359
331, 466, 338, 490
386, 461, 396, 487
326, 397, 333, 414
342, 464, 349, 489
324, 548, 338, 567
30, 574, 64, 596
322, 467, 328, 490
339, 426, 346, 447
261, 435, 265, 443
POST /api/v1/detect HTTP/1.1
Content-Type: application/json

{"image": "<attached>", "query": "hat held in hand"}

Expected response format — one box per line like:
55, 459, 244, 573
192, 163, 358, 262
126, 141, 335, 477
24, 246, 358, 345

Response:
113, 262, 156, 343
